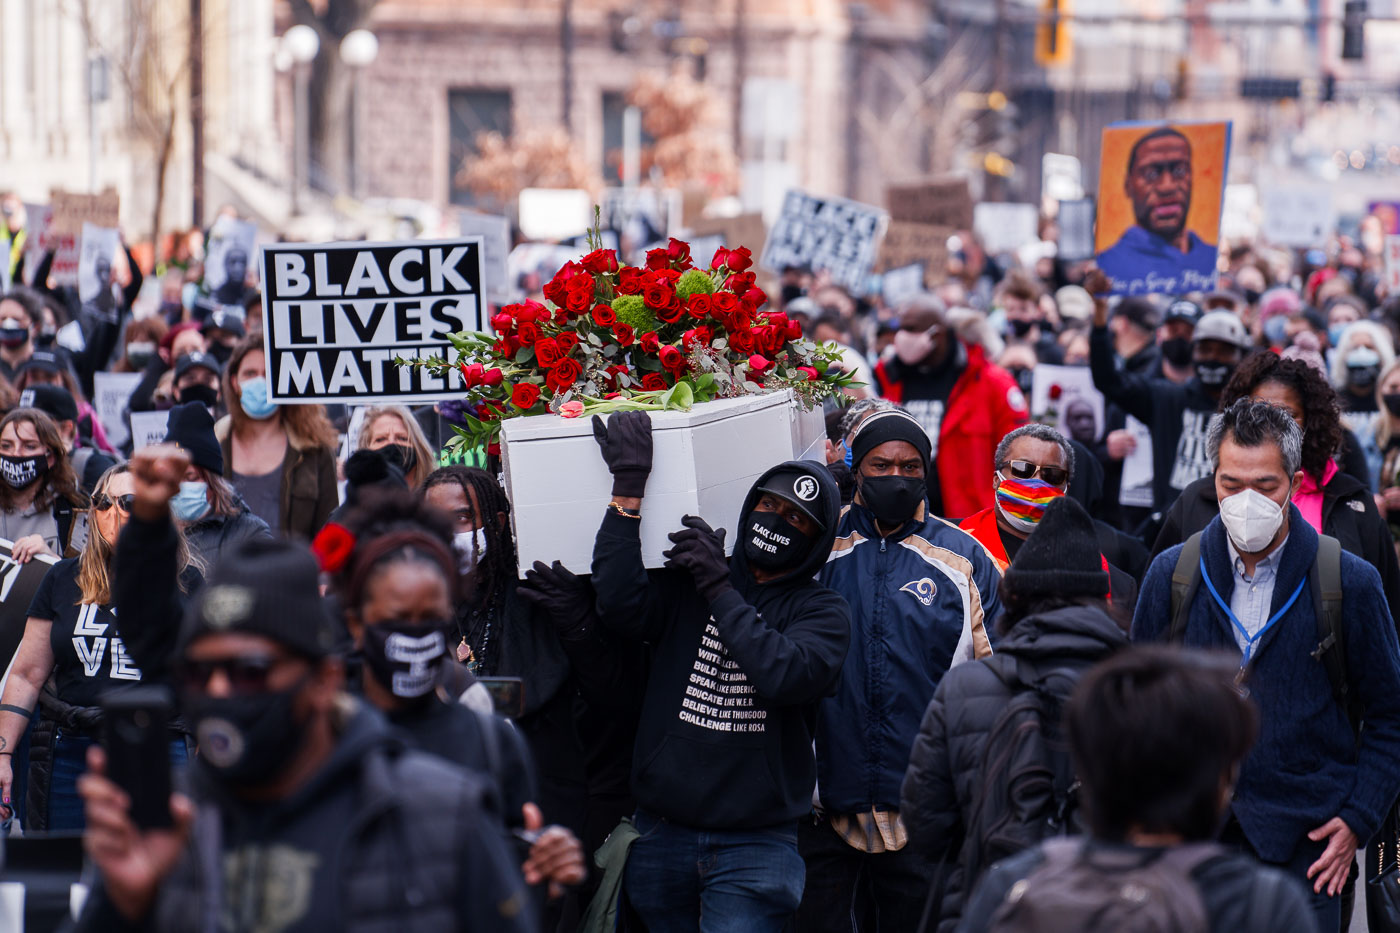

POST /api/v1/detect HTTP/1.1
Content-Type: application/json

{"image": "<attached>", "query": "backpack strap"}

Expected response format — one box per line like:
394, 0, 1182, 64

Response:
1308, 534, 1357, 734
52, 497, 74, 555
1169, 533, 1204, 642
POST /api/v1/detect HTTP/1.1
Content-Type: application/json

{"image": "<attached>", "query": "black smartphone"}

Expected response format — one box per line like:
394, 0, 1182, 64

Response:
100, 687, 174, 829
478, 677, 526, 718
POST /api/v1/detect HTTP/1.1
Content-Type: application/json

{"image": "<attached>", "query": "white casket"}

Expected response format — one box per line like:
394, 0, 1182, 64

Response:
501, 390, 827, 575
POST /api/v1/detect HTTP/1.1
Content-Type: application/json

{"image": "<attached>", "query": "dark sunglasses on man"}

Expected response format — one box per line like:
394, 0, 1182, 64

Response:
92, 492, 135, 513
999, 459, 1069, 488
177, 655, 295, 695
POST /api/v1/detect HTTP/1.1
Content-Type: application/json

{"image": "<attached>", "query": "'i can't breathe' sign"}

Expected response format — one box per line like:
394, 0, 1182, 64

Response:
259, 238, 486, 404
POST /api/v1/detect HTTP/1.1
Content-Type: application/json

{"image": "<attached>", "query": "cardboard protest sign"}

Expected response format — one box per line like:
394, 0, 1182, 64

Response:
1031, 364, 1105, 446
885, 176, 974, 229
0, 543, 59, 686
1095, 121, 1231, 296
1262, 183, 1332, 247
877, 221, 952, 282
759, 190, 888, 294
21, 203, 50, 285
48, 190, 120, 287
1385, 236, 1400, 294
458, 212, 513, 307
128, 410, 172, 452
203, 216, 258, 302
1119, 415, 1154, 508
260, 238, 485, 404
1057, 198, 1096, 261
92, 372, 142, 451
77, 224, 121, 304
973, 203, 1040, 256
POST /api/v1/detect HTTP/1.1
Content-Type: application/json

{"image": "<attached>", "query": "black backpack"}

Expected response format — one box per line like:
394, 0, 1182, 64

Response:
962, 658, 1085, 888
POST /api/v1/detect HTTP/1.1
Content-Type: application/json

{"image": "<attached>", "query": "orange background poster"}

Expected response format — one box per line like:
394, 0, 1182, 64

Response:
1095, 121, 1231, 254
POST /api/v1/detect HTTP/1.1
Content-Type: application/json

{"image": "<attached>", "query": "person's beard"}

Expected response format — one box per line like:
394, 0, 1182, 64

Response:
1135, 188, 1191, 242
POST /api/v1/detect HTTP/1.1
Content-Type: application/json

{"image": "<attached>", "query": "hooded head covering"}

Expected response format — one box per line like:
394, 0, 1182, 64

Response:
730, 459, 841, 586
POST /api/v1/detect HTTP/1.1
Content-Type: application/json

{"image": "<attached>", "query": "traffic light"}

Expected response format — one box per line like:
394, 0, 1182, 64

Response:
1035, 0, 1072, 68
1342, 0, 1367, 61
1323, 72, 1337, 103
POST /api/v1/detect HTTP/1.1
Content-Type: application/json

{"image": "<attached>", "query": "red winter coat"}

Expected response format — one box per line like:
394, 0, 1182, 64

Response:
874, 343, 1028, 520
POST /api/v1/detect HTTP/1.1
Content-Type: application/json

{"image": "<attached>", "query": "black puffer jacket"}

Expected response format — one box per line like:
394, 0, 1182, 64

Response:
1151, 470, 1400, 626
184, 501, 272, 570
900, 604, 1128, 933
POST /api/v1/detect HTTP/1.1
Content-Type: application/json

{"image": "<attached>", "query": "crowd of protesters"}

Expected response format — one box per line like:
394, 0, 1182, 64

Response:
0, 188, 1398, 933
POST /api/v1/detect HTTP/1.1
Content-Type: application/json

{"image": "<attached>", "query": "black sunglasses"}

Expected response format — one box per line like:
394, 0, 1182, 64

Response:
92, 493, 135, 513
1000, 460, 1069, 487
177, 655, 290, 694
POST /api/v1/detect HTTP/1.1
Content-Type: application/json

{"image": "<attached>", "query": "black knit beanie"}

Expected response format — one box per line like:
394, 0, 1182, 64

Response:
1002, 496, 1110, 598
848, 409, 932, 471
178, 537, 341, 660
163, 402, 224, 474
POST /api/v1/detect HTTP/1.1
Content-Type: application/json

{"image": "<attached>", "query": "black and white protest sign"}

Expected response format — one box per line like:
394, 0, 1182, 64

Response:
759, 190, 888, 294
77, 224, 121, 305
0, 544, 59, 684
259, 238, 485, 404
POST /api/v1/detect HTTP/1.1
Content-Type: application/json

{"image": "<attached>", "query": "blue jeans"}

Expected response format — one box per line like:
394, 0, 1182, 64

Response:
48, 730, 189, 832
624, 810, 805, 933
1223, 819, 1343, 933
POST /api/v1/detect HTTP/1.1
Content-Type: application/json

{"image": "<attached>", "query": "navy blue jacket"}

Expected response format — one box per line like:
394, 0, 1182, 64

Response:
1133, 509, 1400, 861
816, 499, 1003, 815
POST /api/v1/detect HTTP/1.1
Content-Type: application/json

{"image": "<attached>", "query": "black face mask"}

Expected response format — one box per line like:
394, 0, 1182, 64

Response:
361, 623, 448, 702
188, 679, 309, 787
1007, 318, 1036, 338
1161, 336, 1193, 367
207, 342, 234, 365
1242, 288, 1262, 305
179, 384, 219, 409
0, 325, 29, 349
0, 453, 47, 489
1194, 360, 1234, 388
858, 474, 927, 527
1008, 366, 1034, 396
1386, 394, 1400, 418
378, 443, 417, 475
742, 511, 812, 572
780, 284, 805, 306
1349, 366, 1379, 390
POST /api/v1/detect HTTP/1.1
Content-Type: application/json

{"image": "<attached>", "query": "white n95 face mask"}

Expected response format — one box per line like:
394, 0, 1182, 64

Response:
1218, 488, 1285, 554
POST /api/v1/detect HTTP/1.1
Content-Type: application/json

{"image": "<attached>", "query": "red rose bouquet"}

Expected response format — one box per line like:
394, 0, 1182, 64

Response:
410, 234, 858, 452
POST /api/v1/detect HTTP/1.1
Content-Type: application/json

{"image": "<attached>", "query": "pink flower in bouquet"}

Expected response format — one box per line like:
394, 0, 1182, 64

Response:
559, 400, 585, 418
748, 354, 773, 376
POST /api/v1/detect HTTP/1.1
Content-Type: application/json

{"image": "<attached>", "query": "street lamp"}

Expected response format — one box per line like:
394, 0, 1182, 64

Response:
283, 24, 320, 216
340, 29, 379, 199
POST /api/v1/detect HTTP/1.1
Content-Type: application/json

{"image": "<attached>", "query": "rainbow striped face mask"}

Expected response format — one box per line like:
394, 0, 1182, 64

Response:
995, 473, 1065, 533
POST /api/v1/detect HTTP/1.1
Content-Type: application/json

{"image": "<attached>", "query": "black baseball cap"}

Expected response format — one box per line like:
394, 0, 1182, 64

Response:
1165, 299, 1203, 326
175, 351, 222, 381
205, 307, 247, 339
755, 468, 826, 531
18, 384, 78, 424
21, 349, 65, 375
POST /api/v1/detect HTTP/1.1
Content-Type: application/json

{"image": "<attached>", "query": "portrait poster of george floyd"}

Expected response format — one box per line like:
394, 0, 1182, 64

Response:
1095, 120, 1232, 297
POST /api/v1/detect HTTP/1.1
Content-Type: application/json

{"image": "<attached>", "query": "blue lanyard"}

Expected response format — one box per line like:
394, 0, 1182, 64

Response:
1198, 556, 1306, 665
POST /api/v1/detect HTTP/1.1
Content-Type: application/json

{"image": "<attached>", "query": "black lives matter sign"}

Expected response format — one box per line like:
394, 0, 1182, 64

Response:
758, 190, 888, 295
259, 238, 485, 404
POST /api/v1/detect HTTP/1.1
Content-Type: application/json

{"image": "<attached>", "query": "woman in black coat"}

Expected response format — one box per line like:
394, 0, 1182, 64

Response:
1152, 353, 1400, 624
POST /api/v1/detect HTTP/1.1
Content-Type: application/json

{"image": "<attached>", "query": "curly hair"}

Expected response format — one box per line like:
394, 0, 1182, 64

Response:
1219, 353, 1342, 479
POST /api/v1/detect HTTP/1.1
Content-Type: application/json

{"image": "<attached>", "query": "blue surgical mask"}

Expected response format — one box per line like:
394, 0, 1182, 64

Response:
171, 480, 211, 522
239, 376, 277, 420
1328, 324, 1347, 347
1263, 316, 1287, 346
843, 442, 853, 468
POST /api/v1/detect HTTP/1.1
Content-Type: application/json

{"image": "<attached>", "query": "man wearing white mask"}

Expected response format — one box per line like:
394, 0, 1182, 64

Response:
1133, 398, 1400, 933
872, 295, 1028, 519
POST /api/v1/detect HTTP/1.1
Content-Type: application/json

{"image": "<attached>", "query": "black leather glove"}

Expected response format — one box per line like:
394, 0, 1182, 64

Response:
517, 560, 594, 637
592, 412, 653, 498
662, 515, 732, 602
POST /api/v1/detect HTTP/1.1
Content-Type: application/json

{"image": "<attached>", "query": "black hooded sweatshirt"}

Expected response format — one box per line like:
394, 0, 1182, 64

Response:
591, 459, 851, 831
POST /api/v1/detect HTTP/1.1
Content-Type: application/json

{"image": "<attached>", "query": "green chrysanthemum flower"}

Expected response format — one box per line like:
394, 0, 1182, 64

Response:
675, 269, 716, 302
611, 294, 657, 332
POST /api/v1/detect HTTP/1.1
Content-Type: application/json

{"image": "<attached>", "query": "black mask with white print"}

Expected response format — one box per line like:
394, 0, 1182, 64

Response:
0, 453, 47, 489
742, 510, 810, 571
360, 623, 450, 702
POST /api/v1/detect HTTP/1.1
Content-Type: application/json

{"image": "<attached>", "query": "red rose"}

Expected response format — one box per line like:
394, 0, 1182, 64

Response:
639, 331, 660, 354
542, 275, 568, 307
482, 368, 504, 387
742, 287, 768, 314
517, 322, 540, 346
591, 304, 617, 327
604, 364, 629, 388
710, 247, 731, 271
797, 366, 820, 381
645, 248, 671, 271
641, 373, 669, 391
490, 312, 515, 333
767, 311, 790, 331
580, 249, 619, 275
726, 246, 753, 272
683, 326, 713, 350
511, 382, 542, 410
785, 320, 804, 340
546, 357, 583, 392
642, 278, 676, 311
521, 299, 549, 322
655, 298, 685, 325
1048, 384, 1063, 401
459, 362, 485, 387
612, 323, 636, 346
659, 345, 686, 373
556, 331, 580, 355
725, 271, 756, 294
729, 329, 758, 355
565, 279, 595, 314
748, 354, 772, 375
761, 325, 786, 354
686, 294, 713, 320
712, 293, 739, 317
617, 268, 644, 295
534, 337, 563, 368
666, 238, 692, 266
310, 522, 356, 573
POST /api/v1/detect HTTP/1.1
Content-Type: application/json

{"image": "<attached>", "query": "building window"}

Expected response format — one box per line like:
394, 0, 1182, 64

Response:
449, 89, 513, 207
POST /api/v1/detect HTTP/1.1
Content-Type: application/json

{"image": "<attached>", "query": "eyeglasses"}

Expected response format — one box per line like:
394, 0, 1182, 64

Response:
92, 493, 135, 513
1000, 460, 1069, 487
177, 655, 289, 694
1134, 160, 1191, 184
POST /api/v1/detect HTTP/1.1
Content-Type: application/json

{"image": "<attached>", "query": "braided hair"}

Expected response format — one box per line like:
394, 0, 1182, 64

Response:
420, 466, 517, 612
